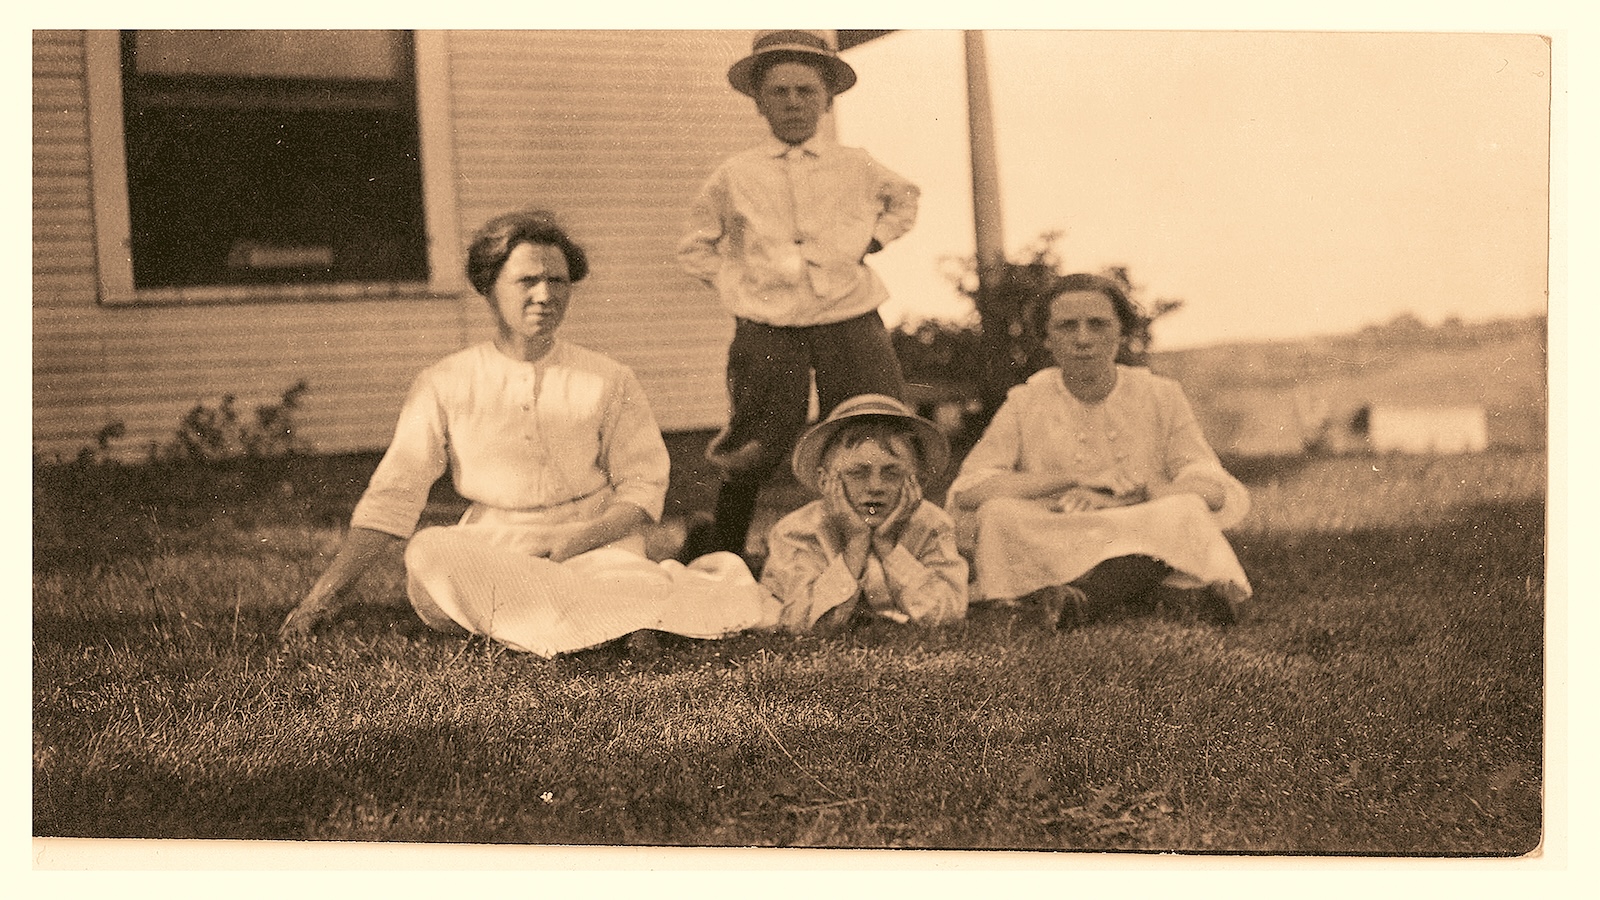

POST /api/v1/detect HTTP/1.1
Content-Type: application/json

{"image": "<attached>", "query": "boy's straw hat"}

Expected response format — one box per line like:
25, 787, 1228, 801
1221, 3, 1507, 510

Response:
727, 30, 858, 97
791, 394, 949, 492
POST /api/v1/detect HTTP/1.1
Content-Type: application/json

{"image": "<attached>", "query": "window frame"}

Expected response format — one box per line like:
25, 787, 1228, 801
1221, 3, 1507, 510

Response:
84, 29, 466, 307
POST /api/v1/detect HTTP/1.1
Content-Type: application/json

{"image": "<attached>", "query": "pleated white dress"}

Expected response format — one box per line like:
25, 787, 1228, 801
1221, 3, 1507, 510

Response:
351, 341, 779, 656
948, 366, 1253, 606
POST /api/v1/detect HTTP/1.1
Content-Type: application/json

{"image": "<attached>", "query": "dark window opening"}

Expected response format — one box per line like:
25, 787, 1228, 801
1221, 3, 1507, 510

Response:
120, 30, 429, 290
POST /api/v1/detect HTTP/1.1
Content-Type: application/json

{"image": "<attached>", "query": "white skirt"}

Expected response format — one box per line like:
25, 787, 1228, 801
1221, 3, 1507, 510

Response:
402, 497, 780, 657
957, 494, 1253, 605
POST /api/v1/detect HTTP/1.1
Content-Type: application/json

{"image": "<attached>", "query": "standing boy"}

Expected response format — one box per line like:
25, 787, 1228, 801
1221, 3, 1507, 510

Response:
678, 30, 921, 560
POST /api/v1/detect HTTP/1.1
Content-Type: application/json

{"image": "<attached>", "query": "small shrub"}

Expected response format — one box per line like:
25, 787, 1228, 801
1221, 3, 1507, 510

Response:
891, 320, 985, 387
154, 380, 310, 463
83, 421, 127, 464
932, 233, 1185, 431
34, 381, 317, 572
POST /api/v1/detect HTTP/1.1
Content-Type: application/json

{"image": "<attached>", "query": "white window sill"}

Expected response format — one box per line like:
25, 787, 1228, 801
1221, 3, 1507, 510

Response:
99, 281, 461, 308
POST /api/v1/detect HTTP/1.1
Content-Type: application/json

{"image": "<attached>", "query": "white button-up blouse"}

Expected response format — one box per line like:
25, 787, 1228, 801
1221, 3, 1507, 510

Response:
351, 341, 670, 539
949, 365, 1248, 527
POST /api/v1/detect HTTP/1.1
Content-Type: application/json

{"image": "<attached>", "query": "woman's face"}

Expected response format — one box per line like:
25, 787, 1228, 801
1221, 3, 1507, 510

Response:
826, 434, 914, 528
490, 242, 572, 344
1043, 290, 1122, 373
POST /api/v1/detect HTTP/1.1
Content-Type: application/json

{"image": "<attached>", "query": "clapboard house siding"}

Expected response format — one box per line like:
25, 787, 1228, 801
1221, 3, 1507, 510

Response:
33, 299, 477, 460
32, 32, 98, 311
33, 30, 768, 461
445, 30, 764, 433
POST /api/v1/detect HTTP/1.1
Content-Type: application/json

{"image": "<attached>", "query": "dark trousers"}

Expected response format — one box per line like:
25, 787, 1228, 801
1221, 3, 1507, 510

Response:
706, 311, 907, 555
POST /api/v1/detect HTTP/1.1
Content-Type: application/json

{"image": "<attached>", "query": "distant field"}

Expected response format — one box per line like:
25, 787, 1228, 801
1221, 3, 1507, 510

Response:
33, 446, 1545, 854
1153, 315, 1546, 456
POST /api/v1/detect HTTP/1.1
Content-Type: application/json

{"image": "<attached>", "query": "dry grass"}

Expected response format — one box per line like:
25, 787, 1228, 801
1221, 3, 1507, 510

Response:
32, 448, 1545, 854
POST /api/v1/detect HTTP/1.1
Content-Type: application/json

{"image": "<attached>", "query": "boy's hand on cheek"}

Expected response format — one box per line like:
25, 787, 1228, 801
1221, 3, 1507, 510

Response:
820, 469, 872, 576
872, 473, 920, 557
820, 470, 869, 538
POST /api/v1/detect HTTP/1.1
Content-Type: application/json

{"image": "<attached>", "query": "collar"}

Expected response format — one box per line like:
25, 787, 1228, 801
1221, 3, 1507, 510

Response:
1037, 364, 1125, 404
485, 337, 567, 368
763, 134, 829, 159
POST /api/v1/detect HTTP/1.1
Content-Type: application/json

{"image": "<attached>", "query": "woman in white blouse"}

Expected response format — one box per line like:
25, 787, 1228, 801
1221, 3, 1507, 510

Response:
946, 273, 1252, 629
279, 210, 776, 654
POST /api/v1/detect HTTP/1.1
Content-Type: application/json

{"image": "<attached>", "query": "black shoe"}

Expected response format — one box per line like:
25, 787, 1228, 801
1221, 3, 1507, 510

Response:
1020, 584, 1092, 631
674, 514, 715, 564
1194, 588, 1238, 626
1151, 585, 1237, 627
624, 630, 662, 659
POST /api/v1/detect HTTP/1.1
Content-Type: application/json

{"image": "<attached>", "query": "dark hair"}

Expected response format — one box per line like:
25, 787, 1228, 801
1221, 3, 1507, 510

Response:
1024, 272, 1143, 340
465, 210, 590, 296
820, 419, 924, 470
751, 51, 837, 96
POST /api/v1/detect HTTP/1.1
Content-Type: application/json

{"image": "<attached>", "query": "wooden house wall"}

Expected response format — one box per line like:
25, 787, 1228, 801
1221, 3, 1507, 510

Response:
32, 29, 768, 462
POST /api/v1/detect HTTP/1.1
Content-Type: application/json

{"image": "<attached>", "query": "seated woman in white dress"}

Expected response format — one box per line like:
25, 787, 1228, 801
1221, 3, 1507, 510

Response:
946, 273, 1252, 629
279, 210, 778, 655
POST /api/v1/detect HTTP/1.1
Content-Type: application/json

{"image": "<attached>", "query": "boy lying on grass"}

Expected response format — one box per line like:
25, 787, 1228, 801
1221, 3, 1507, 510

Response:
761, 395, 968, 634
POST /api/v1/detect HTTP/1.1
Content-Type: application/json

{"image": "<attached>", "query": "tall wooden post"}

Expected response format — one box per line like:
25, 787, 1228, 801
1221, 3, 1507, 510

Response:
965, 30, 1005, 289
964, 30, 1011, 418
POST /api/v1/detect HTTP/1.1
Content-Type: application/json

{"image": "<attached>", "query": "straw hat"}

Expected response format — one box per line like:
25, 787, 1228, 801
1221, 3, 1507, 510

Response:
727, 30, 858, 97
790, 394, 949, 492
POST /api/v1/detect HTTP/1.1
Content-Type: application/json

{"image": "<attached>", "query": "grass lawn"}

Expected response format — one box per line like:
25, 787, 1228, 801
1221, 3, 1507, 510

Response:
32, 442, 1546, 854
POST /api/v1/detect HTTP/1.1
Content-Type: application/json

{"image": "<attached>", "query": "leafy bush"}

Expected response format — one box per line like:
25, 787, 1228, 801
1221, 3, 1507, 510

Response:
154, 380, 311, 462
891, 319, 986, 387
913, 232, 1185, 432
34, 381, 319, 572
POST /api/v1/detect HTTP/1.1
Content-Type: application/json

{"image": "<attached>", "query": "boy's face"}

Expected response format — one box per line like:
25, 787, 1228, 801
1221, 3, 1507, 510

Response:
755, 61, 831, 145
825, 434, 915, 528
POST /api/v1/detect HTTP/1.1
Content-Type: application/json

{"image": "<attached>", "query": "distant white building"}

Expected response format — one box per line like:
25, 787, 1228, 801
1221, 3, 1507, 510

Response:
1366, 405, 1489, 454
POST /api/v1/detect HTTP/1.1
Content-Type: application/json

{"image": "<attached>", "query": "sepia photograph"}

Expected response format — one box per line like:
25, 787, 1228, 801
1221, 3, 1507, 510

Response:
25, 5, 1574, 879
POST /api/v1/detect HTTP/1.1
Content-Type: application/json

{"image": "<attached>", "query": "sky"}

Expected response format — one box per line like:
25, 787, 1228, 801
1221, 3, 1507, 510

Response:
831, 30, 1552, 350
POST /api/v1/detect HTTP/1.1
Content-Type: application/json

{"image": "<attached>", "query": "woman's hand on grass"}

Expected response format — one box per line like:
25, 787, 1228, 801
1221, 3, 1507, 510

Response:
279, 593, 338, 641
277, 526, 401, 642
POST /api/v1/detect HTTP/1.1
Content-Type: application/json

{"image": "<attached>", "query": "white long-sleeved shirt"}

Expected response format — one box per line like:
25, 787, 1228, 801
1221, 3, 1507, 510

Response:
947, 365, 1248, 526
677, 135, 920, 327
351, 341, 670, 539
761, 499, 967, 632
